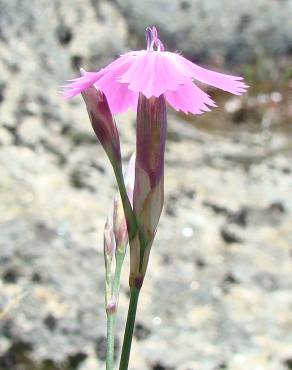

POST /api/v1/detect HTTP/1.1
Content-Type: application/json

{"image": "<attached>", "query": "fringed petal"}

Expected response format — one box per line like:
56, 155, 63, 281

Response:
165, 81, 217, 115
60, 52, 133, 101
172, 53, 249, 95
118, 51, 189, 98
97, 80, 139, 114
92, 56, 139, 113
61, 27, 248, 115
61, 71, 104, 99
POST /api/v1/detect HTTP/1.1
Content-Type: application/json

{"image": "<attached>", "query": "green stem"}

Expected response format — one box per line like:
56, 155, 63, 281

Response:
105, 250, 126, 369
119, 287, 140, 370
106, 313, 116, 370
112, 163, 138, 240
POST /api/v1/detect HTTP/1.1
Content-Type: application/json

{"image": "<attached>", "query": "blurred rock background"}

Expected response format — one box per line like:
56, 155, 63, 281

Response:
0, 0, 291, 369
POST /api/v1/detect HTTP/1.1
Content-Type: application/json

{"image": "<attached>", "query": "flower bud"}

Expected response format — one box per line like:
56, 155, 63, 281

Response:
113, 196, 127, 254
132, 93, 167, 278
81, 86, 122, 168
104, 216, 116, 261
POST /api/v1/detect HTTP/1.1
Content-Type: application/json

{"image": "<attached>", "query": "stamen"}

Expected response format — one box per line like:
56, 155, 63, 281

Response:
156, 39, 165, 52
145, 26, 165, 51
145, 26, 165, 52
151, 26, 158, 42
145, 27, 155, 51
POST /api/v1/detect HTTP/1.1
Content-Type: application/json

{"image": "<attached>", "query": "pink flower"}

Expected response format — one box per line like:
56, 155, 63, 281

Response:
62, 26, 248, 114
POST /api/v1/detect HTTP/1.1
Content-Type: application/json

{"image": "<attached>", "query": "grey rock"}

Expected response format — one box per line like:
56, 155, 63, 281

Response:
115, 0, 292, 64
0, 0, 291, 369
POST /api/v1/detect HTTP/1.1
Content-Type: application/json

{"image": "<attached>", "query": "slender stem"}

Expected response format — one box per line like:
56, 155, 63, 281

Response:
112, 163, 138, 240
106, 313, 116, 370
105, 250, 126, 369
119, 287, 140, 370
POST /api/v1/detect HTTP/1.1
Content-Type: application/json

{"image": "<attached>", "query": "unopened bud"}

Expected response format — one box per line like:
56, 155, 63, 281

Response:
81, 87, 122, 168
134, 94, 166, 238
104, 216, 116, 260
113, 196, 128, 253
132, 94, 167, 278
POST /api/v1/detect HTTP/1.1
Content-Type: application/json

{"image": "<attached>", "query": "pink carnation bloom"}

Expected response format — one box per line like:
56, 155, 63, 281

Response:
62, 26, 248, 114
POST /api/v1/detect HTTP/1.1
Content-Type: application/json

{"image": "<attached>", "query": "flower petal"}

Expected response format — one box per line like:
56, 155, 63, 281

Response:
164, 81, 217, 115
172, 53, 249, 95
60, 53, 134, 101
96, 80, 138, 114
61, 71, 104, 99
102, 51, 136, 72
118, 51, 189, 98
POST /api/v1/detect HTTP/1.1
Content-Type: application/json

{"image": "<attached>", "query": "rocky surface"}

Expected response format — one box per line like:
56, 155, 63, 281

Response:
0, 1, 292, 370
114, 0, 292, 64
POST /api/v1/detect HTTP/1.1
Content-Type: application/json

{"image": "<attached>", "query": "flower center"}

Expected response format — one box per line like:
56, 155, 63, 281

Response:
145, 26, 165, 52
